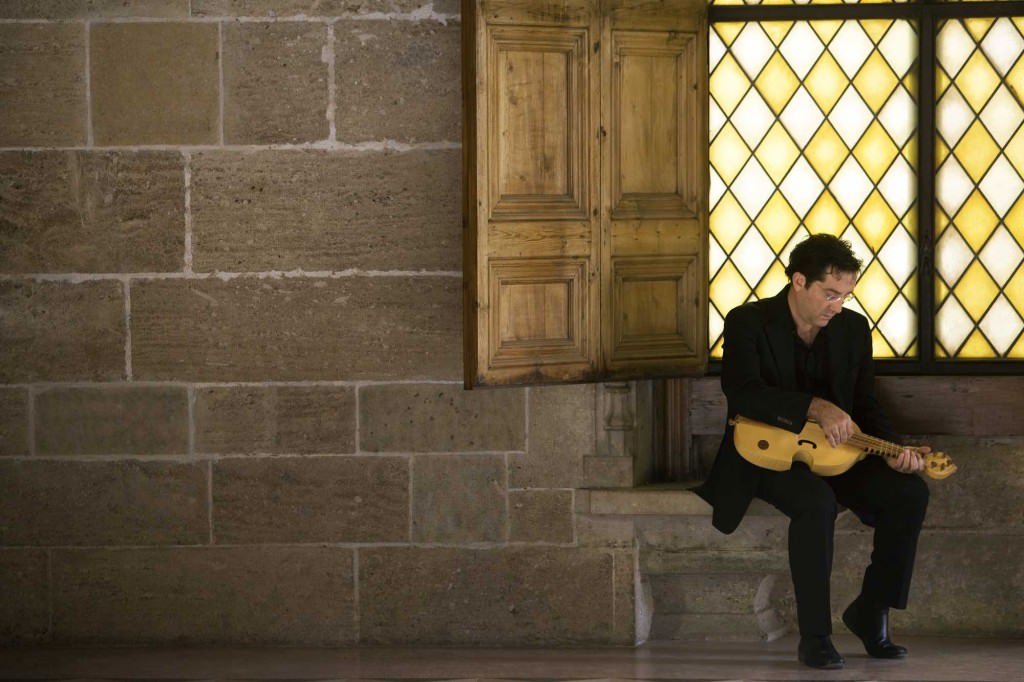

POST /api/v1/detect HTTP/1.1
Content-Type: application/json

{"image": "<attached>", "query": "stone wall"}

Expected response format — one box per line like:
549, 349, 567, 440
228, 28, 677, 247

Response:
5, 1, 1021, 649
0, 2, 639, 645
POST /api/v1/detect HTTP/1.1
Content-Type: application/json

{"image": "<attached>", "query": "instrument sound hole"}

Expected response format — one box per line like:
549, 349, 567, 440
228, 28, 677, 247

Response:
757, 439, 769, 450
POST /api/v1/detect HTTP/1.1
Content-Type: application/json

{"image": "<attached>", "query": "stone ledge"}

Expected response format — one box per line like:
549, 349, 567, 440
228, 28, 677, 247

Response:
582, 485, 777, 516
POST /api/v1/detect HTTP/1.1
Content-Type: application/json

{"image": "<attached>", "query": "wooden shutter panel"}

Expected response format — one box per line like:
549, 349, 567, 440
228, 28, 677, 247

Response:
464, 0, 708, 387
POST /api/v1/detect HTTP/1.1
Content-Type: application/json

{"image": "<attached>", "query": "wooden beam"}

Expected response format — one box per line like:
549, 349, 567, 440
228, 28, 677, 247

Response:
686, 376, 1024, 437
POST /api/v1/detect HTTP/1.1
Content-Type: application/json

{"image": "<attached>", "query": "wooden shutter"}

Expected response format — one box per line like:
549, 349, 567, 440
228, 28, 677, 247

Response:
464, 0, 708, 387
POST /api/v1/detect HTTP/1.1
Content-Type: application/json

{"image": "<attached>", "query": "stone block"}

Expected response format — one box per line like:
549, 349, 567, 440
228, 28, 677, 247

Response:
0, 459, 207, 546
0, 549, 49, 643
189, 149, 460, 272
832, 530, 1024, 637
195, 385, 356, 454
223, 22, 329, 144
0, 1, 189, 18
509, 489, 573, 544
130, 276, 462, 381
637, 515, 788, 576
904, 532, 1024, 636
613, 549, 641, 644
335, 20, 460, 143
0, 387, 29, 456
650, 613, 764, 641
510, 384, 592, 489
361, 383, 524, 452
35, 385, 189, 456
916, 436, 1024, 529
52, 546, 355, 644
636, 512, 787, 553
213, 455, 408, 543
583, 455, 634, 488
0, 24, 85, 146
359, 547, 615, 644
0, 280, 125, 383
642, 547, 788, 576
91, 23, 219, 145
411, 454, 506, 543
586, 487, 712, 516
192, 0, 431, 17
434, 0, 460, 14
650, 573, 763, 614
575, 514, 636, 549
636, 570, 654, 645
0, 151, 184, 274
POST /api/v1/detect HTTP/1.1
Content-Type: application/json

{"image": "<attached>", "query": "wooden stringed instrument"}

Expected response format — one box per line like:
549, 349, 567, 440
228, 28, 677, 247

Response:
730, 415, 958, 480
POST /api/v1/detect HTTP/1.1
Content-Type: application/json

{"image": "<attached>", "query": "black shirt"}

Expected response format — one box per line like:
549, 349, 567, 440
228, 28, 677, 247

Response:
793, 326, 830, 400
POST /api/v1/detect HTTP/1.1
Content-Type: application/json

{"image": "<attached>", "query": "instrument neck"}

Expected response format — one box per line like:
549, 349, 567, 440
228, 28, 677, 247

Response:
848, 432, 904, 459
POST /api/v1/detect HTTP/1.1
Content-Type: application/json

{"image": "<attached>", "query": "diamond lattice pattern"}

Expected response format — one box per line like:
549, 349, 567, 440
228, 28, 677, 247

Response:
709, 19, 920, 358
934, 17, 1024, 358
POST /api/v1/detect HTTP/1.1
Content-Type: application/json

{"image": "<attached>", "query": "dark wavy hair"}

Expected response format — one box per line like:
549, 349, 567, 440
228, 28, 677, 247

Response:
785, 233, 863, 283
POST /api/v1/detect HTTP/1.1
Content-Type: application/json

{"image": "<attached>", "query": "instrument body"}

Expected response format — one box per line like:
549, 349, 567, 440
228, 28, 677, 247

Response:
730, 415, 957, 480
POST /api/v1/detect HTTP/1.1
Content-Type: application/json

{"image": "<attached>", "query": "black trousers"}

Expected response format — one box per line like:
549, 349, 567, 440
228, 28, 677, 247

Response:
755, 455, 930, 637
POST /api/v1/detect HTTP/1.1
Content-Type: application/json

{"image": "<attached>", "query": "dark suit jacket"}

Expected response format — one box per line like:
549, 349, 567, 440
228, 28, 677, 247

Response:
695, 285, 894, 534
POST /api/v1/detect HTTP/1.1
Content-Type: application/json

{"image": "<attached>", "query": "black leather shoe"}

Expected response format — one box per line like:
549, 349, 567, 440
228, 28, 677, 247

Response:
842, 596, 908, 659
798, 635, 845, 669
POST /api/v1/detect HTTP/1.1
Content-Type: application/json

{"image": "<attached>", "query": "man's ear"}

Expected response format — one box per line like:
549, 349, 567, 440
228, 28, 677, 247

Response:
792, 272, 806, 290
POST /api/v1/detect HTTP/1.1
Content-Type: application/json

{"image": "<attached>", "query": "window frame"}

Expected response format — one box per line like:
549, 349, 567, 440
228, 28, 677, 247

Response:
708, 0, 1024, 376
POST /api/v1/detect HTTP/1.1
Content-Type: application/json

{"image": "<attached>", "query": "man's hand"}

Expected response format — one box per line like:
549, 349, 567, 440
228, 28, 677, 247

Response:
808, 397, 855, 447
888, 446, 928, 474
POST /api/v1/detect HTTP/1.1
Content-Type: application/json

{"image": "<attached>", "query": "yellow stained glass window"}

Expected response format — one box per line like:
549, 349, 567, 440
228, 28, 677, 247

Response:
710, 2, 1024, 364
709, 18, 920, 358
934, 17, 1024, 358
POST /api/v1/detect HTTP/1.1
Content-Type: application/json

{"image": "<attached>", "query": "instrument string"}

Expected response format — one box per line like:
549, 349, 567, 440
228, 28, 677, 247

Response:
848, 432, 902, 457
806, 420, 905, 457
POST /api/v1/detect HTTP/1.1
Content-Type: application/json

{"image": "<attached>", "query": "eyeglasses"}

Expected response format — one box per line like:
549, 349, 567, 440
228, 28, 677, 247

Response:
809, 280, 855, 304
822, 290, 855, 304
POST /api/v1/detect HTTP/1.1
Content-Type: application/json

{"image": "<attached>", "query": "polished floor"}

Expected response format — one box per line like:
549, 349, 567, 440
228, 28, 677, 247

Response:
1, 636, 1022, 682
